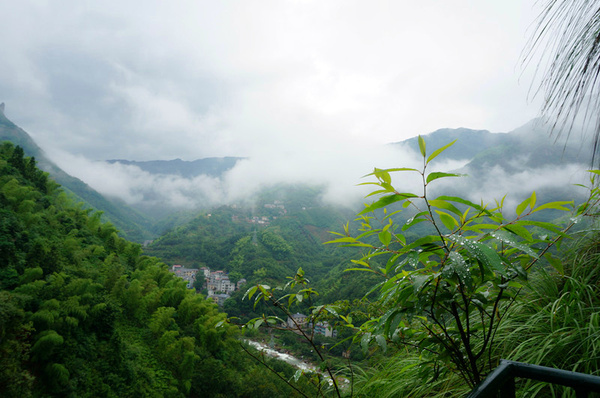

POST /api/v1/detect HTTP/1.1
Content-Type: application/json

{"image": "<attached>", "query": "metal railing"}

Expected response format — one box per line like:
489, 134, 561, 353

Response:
467, 360, 600, 398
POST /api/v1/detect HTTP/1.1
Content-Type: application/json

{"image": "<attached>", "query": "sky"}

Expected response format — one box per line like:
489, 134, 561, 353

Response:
1, 0, 568, 209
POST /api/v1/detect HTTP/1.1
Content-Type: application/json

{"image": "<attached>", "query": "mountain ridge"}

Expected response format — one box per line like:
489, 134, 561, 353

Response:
0, 105, 153, 242
106, 156, 244, 178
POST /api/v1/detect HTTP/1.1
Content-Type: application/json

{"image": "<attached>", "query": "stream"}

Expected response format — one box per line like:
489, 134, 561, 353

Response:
245, 340, 318, 372
244, 340, 350, 389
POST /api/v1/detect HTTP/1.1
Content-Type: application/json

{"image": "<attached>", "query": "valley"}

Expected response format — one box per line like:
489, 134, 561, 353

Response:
1, 109, 598, 397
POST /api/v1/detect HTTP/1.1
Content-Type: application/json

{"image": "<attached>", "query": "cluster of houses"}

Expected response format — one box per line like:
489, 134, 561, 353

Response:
264, 200, 286, 212
286, 313, 336, 338
170, 266, 337, 338
170, 265, 246, 306
229, 201, 288, 226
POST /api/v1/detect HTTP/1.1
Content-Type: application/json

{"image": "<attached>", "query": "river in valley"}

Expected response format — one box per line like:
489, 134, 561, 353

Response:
245, 340, 318, 372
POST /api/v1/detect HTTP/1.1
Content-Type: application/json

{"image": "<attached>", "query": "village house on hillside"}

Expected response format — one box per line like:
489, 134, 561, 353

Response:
169, 265, 246, 306
284, 313, 337, 337
171, 265, 198, 289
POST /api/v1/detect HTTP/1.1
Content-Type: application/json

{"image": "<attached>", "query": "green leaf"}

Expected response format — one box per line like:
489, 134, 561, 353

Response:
319, 361, 329, 372
427, 139, 457, 164
215, 320, 226, 328
266, 316, 281, 325
402, 211, 429, 231
252, 318, 264, 329
426, 172, 464, 184
351, 259, 371, 268
435, 210, 458, 231
375, 334, 387, 353
544, 253, 564, 275
404, 235, 442, 252
375, 168, 392, 184
531, 200, 573, 213
244, 286, 258, 301
345, 268, 379, 273
418, 135, 426, 157
516, 220, 567, 235
447, 235, 505, 276
363, 167, 419, 178
384, 209, 403, 220
324, 305, 340, 317
435, 195, 492, 216
511, 263, 527, 280
325, 236, 374, 248
428, 199, 463, 217
503, 224, 533, 242
448, 251, 472, 286
412, 274, 432, 294
489, 230, 538, 258
258, 284, 271, 296
358, 193, 418, 215
515, 196, 530, 216
361, 333, 372, 355
379, 229, 392, 246
293, 369, 303, 382
325, 236, 357, 244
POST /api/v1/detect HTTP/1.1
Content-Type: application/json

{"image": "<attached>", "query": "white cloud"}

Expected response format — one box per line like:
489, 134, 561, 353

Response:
4, 0, 581, 214
0, 0, 544, 161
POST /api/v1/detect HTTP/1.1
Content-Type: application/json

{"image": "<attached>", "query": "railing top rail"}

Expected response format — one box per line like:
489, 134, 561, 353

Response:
467, 360, 600, 398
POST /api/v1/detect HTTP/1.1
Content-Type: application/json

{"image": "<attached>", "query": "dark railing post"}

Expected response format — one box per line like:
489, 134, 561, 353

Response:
498, 377, 515, 398
467, 360, 600, 398
575, 388, 589, 398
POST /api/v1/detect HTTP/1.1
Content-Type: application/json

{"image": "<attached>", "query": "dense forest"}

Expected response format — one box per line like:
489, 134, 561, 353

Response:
0, 142, 319, 397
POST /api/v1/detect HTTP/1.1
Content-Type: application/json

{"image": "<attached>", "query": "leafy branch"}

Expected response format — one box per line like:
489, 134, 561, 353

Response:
327, 136, 598, 387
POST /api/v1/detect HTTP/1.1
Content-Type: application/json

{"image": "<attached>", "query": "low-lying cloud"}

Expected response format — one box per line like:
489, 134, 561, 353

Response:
49, 139, 430, 210
44, 119, 592, 217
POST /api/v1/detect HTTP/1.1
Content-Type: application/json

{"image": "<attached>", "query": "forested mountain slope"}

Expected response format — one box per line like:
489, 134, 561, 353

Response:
0, 142, 311, 397
145, 185, 358, 283
0, 107, 153, 242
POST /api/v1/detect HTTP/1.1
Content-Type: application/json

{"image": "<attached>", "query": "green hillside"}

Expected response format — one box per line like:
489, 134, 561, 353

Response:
0, 142, 314, 397
145, 185, 358, 282
0, 108, 154, 242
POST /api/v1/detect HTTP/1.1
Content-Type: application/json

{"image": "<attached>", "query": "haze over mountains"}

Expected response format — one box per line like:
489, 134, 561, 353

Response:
106, 157, 243, 178
0, 103, 592, 242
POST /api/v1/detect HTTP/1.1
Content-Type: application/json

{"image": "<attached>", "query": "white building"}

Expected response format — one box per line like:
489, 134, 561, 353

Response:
208, 270, 236, 294
314, 322, 336, 338
171, 265, 198, 289
287, 313, 308, 330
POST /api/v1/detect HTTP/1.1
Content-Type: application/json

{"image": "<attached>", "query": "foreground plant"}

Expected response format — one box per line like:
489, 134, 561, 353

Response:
327, 137, 599, 387
219, 268, 344, 397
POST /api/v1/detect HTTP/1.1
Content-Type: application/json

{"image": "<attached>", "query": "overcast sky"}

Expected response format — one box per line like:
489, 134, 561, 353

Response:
1, 0, 563, 208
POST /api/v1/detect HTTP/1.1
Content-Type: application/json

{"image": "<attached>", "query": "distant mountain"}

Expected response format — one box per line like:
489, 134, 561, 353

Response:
463, 120, 587, 174
0, 104, 154, 242
392, 119, 591, 211
3, 100, 591, 244
394, 119, 590, 167
106, 157, 243, 178
392, 127, 509, 160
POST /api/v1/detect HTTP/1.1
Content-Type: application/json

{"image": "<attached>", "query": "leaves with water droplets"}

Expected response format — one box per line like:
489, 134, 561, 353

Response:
448, 251, 472, 287
447, 235, 505, 276
489, 230, 538, 259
